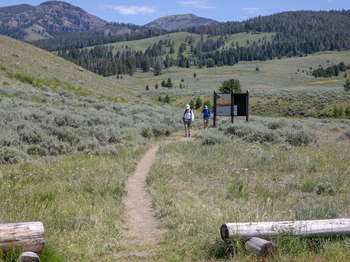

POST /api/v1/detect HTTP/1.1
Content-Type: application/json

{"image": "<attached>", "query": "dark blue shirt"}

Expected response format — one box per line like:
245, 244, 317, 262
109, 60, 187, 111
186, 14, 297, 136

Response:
202, 108, 211, 119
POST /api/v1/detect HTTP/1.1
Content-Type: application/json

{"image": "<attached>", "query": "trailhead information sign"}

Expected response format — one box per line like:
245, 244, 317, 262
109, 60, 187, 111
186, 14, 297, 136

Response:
213, 91, 249, 126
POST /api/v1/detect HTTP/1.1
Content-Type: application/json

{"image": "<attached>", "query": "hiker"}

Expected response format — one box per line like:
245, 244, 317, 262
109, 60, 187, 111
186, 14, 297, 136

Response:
182, 104, 194, 137
202, 105, 211, 129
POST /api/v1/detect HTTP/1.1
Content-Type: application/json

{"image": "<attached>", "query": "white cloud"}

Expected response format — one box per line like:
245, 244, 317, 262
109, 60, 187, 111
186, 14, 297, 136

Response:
109, 5, 156, 15
242, 7, 262, 15
176, 0, 216, 9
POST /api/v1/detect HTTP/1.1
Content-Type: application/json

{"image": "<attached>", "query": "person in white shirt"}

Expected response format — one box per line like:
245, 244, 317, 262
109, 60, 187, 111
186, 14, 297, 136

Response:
182, 104, 195, 137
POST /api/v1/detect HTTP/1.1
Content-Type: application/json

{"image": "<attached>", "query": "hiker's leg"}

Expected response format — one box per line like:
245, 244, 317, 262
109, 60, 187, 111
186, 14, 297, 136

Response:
184, 123, 188, 137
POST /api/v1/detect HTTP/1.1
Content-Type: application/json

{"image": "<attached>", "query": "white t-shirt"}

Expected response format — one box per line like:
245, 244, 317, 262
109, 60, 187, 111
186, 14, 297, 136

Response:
183, 110, 194, 121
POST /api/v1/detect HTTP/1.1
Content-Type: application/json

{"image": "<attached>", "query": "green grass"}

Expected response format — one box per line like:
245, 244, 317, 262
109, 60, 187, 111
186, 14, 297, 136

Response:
147, 117, 350, 261
222, 32, 275, 49
0, 147, 145, 262
101, 32, 201, 54
4, 70, 90, 97
110, 50, 350, 118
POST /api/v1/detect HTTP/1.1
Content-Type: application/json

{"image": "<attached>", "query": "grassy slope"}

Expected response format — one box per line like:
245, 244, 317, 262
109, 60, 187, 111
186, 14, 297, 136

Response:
103, 32, 200, 52
0, 36, 180, 261
89, 31, 274, 56
0, 36, 130, 98
222, 32, 275, 49
148, 117, 350, 261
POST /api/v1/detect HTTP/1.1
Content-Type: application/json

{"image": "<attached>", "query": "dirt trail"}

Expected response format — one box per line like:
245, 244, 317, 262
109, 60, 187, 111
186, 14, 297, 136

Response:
116, 133, 188, 259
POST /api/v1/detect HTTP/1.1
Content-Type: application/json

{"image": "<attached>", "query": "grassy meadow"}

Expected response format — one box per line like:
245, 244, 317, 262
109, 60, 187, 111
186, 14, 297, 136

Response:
90, 31, 274, 58
147, 117, 350, 261
111, 50, 350, 118
1, 31, 350, 262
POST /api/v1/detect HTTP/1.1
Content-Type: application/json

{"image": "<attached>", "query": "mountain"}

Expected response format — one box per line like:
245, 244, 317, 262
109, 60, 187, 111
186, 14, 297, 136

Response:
0, 1, 137, 42
145, 14, 218, 31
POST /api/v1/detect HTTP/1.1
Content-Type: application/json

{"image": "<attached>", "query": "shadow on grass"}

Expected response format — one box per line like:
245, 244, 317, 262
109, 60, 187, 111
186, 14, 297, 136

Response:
209, 235, 350, 259
0, 245, 63, 262
40, 245, 65, 262
208, 238, 237, 259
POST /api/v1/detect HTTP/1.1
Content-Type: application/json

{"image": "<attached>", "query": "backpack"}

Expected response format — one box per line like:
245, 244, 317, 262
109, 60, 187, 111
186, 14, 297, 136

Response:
183, 109, 194, 121
203, 108, 210, 119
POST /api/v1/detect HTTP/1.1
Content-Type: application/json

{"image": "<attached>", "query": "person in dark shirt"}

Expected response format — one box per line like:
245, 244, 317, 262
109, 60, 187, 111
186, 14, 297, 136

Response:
202, 105, 211, 129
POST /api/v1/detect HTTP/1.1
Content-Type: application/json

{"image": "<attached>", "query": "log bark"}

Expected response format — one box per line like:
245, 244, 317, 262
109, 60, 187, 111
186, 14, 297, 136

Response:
221, 218, 350, 240
245, 237, 273, 256
0, 222, 44, 253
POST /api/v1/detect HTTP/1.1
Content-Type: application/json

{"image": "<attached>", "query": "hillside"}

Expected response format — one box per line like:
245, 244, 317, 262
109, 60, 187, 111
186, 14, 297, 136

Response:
61, 31, 274, 76
56, 9, 350, 77
0, 35, 123, 96
92, 31, 274, 53
0, 35, 179, 159
145, 14, 218, 31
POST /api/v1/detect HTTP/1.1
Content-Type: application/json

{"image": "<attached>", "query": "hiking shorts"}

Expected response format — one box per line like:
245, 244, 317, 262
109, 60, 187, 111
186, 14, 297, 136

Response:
183, 119, 192, 127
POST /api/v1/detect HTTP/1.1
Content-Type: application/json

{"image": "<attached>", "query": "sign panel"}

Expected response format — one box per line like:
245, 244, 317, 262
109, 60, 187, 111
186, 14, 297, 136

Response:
216, 93, 231, 116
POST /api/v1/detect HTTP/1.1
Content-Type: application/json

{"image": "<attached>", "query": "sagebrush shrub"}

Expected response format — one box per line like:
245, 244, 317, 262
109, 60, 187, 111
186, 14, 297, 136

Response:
268, 120, 285, 130
285, 130, 315, 146
27, 145, 48, 156
0, 84, 181, 163
200, 130, 229, 145
0, 147, 26, 164
314, 182, 336, 196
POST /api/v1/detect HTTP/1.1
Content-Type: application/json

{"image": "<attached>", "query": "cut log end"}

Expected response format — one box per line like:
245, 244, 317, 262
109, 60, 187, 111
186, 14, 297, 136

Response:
220, 224, 230, 241
245, 237, 273, 257
18, 251, 40, 262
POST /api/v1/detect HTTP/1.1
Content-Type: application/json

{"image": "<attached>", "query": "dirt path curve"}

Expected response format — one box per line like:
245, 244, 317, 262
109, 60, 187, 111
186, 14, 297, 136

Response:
116, 133, 188, 259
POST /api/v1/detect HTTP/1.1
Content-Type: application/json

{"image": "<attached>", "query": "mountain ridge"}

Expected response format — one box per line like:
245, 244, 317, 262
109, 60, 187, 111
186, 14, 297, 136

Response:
0, 1, 129, 41
145, 13, 218, 31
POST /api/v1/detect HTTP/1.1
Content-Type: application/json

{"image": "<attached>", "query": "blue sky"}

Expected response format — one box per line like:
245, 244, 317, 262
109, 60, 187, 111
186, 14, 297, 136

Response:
1, 0, 350, 25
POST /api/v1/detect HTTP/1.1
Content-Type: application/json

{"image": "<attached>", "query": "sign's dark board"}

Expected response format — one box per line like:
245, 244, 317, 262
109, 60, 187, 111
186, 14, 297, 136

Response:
233, 93, 248, 117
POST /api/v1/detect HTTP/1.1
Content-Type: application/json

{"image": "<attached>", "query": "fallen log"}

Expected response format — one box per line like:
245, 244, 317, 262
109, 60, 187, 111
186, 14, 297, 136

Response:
221, 218, 350, 241
0, 222, 44, 253
245, 237, 273, 256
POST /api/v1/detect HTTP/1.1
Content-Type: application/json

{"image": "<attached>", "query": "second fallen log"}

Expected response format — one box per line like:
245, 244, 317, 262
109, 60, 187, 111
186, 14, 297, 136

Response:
245, 237, 273, 256
221, 218, 350, 240
0, 222, 44, 253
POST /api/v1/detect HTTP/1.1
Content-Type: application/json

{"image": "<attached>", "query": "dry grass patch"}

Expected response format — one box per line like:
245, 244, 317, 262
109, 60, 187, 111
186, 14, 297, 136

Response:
0, 147, 145, 261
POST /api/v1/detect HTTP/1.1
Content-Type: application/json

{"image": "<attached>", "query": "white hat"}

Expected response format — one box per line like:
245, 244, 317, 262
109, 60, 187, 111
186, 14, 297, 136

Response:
186, 104, 190, 109
204, 105, 208, 109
